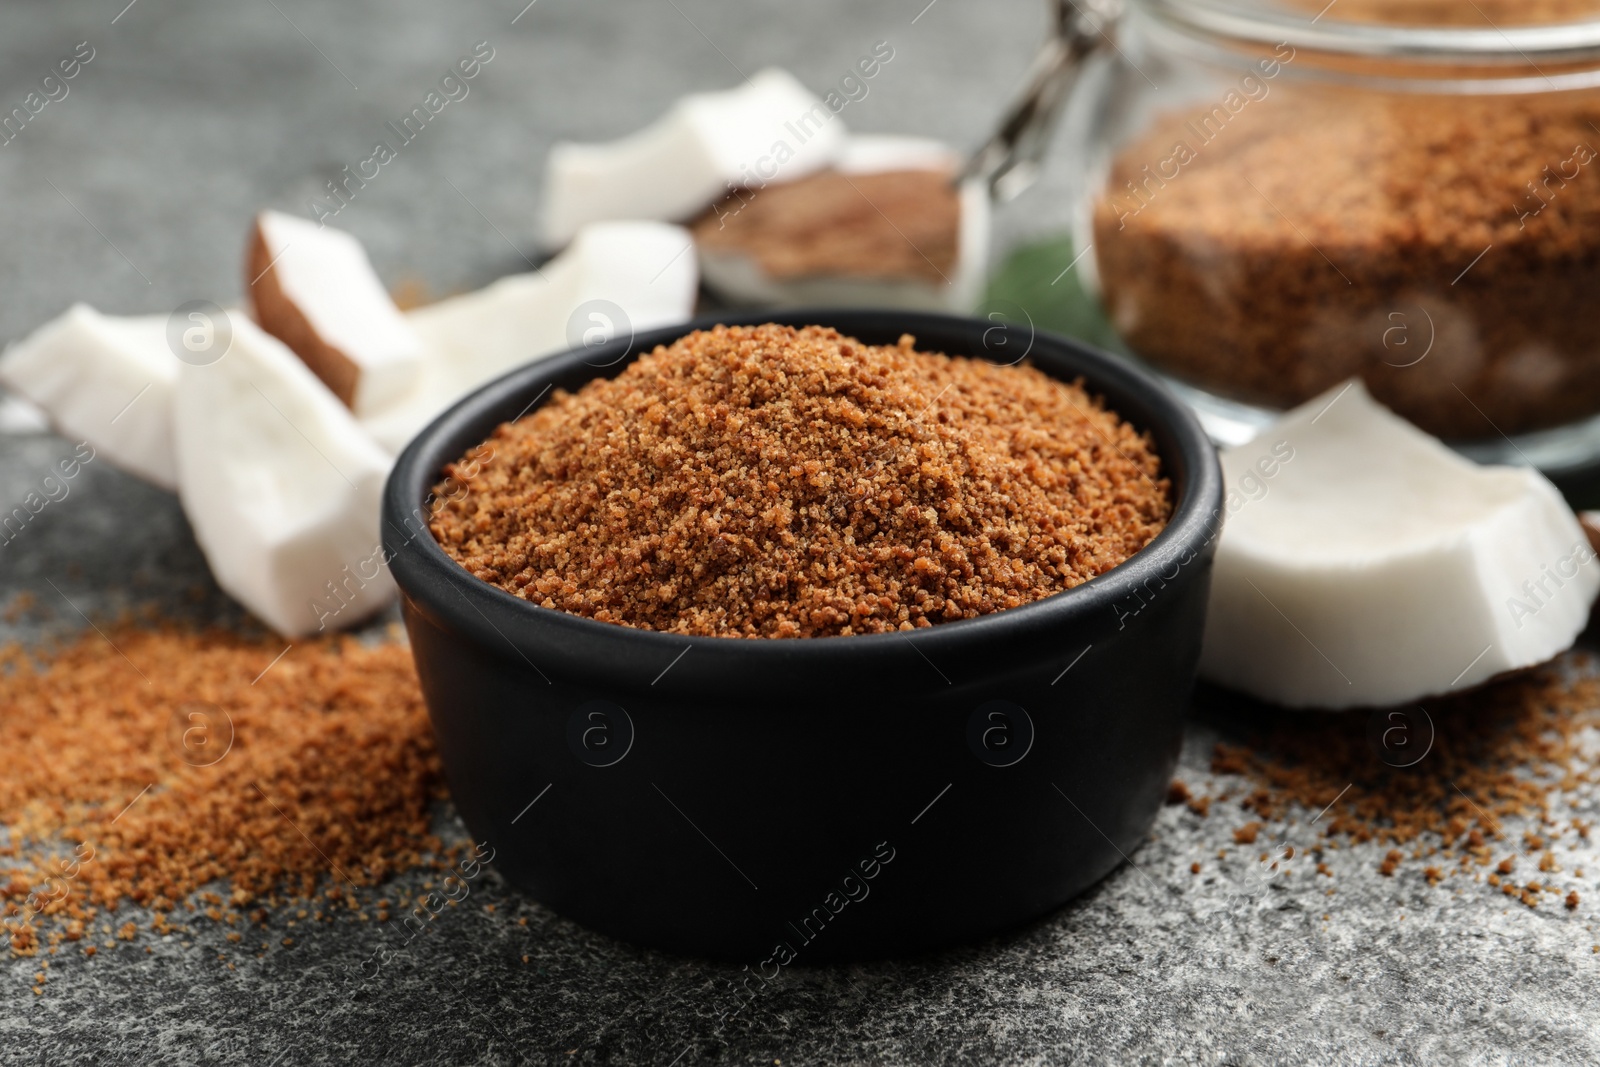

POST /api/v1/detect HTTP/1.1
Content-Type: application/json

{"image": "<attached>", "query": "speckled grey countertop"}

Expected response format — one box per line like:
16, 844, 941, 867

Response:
3, 2, 1599, 1064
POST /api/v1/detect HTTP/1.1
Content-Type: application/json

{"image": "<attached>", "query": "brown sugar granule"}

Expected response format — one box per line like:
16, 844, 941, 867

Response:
1570, 891, 1583, 910
1190, 660, 1600, 910
1233, 822, 1262, 845
430, 324, 1171, 638
1, 626, 441, 958
1169, 779, 1212, 812
2, 591, 35, 624
1093, 84, 1600, 438
692, 170, 960, 283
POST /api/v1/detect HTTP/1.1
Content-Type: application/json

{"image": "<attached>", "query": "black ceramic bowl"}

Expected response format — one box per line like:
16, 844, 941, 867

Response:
382, 310, 1223, 962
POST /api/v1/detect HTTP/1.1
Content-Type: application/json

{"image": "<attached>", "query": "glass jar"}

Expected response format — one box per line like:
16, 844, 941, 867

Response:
1050, 0, 1600, 471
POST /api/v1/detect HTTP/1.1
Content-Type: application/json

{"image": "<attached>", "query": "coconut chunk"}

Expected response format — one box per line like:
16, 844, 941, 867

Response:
248, 211, 423, 416
361, 221, 697, 454
542, 68, 844, 248
0, 392, 49, 434
834, 133, 961, 175
0, 303, 179, 489
692, 134, 990, 313
173, 312, 394, 636
1200, 380, 1599, 710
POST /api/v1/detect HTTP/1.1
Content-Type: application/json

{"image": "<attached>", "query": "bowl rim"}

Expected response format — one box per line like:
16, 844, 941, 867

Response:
382, 309, 1224, 672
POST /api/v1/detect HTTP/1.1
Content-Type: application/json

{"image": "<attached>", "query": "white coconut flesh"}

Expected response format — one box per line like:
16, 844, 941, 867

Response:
174, 312, 394, 637
1200, 380, 1599, 710
360, 220, 697, 455
250, 210, 424, 416
0, 303, 179, 490
541, 67, 844, 248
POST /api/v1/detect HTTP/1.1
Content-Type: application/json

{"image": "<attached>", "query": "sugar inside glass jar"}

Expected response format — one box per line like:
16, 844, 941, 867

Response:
1056, 0, 1600, 469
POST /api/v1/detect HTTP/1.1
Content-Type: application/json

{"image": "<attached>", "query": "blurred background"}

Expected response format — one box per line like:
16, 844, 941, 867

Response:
0, 0, 1062, 342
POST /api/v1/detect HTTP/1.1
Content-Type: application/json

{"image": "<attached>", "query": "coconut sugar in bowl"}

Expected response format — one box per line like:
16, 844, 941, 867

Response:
1057, 0, 1600, 471
382, 311, 1223, 960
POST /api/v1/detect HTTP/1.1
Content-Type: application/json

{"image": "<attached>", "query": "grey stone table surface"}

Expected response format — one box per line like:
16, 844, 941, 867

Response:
2, 1, 1599, 1064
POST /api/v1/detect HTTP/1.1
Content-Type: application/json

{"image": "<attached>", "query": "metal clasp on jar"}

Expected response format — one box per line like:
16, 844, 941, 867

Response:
962, 0, 1123, 202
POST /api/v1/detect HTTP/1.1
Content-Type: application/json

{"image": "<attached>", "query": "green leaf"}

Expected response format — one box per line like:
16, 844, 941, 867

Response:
980, 236, 1128, 355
